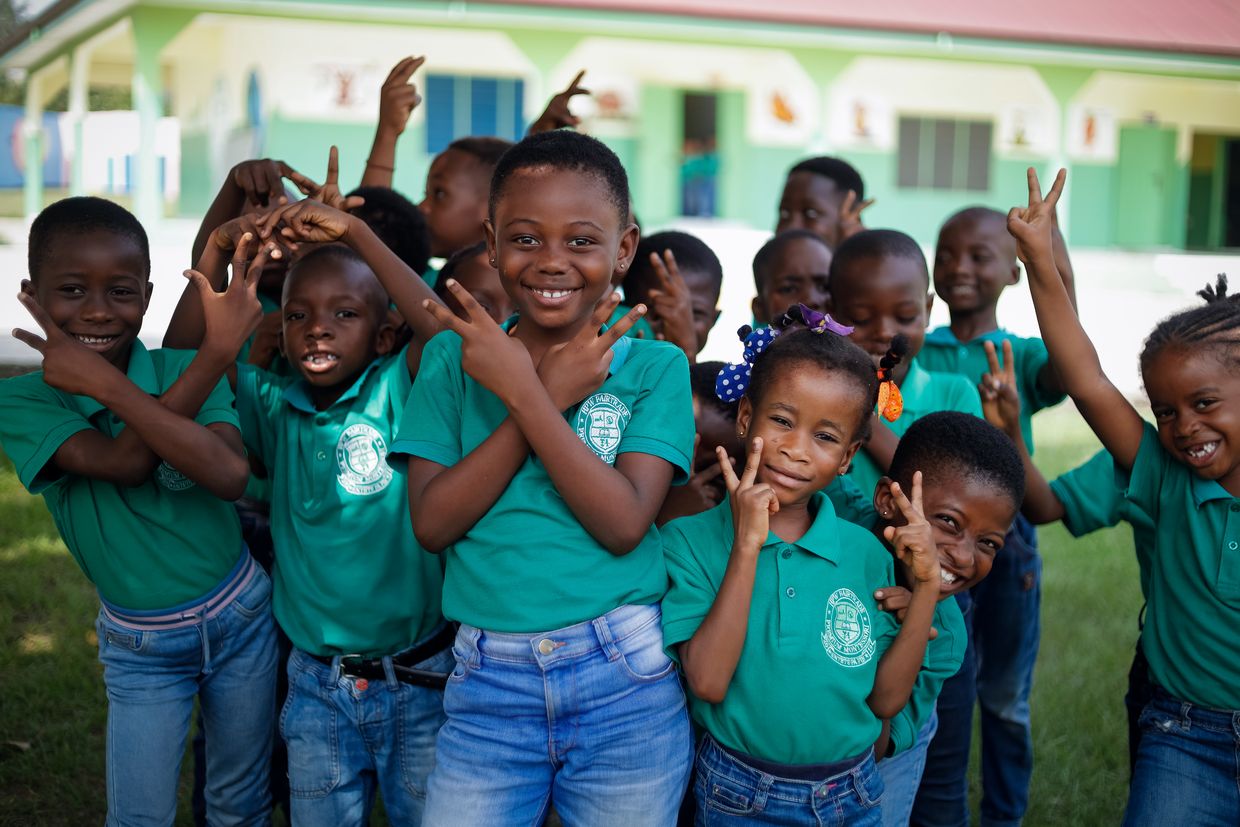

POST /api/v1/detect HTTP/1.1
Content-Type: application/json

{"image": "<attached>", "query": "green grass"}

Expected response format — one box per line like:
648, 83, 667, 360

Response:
0, 405, 1139, 824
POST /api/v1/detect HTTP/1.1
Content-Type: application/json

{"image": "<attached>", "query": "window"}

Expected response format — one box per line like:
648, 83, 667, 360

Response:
425, 74, 525, 154
897, 117, 992, 191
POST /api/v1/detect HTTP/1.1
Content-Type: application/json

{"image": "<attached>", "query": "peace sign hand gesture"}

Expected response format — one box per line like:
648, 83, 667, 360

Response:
646, 248, 699, 359
285, 146, 365, 212
12, 292, 124, 398
882, 472, 939, 586
1007, 167, 1065, 268
837, 189, 875, 243
184, 234, 272, 363
379, 56, 425, 136
529, 70, 590, 135
537, 292, 647, 410
720, 438, 778, 556
978, 339, 1022, 439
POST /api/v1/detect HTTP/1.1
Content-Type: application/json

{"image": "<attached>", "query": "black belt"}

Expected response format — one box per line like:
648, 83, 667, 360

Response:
310, 623, 456, 689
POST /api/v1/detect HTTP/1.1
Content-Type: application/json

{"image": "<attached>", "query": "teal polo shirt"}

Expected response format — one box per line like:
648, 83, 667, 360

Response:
825, 474, 879, 531
888, 597, 967, 754
0, 342, 244, 610
391, 329, 694, 633
661, 493, 899, 764
236, 347, 443, 657
849, 359, 982, 497
1050, 449, 1155, 598
1123, 424, 1240, 710
917, 327, 1065, 453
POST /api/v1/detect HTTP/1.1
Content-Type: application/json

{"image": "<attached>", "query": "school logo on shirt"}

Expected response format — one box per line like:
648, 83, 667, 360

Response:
335, 423, 392, 496
155, 462, 195, 492
821, 588, 876, 668
575, 392, 630, 465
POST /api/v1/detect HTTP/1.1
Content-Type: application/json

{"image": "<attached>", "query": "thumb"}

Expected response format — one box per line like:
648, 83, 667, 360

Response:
184, 269, 214, 298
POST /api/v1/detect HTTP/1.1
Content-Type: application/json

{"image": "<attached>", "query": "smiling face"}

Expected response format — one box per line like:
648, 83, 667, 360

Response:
1144, 345, 1240, 492
419, 149, 490, 258
281, 256, 393, 409
876, 469, 1015, 598
736, 361, 866, 507
485, 166, 638, 339
753, 237, 833, 325
776, 172, 845, 248
829, 253, 932, 384
932, 213, 1020, 315
25, 230, 151, 369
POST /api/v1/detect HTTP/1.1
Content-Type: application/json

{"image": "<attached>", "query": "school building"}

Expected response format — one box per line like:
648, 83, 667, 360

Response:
0, 0, 1237, 251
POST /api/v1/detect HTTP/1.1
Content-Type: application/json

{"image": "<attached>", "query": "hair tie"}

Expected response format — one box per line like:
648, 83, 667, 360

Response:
797, 304, 855, 336
876, 372, 904, 421
716, 325, 779, 402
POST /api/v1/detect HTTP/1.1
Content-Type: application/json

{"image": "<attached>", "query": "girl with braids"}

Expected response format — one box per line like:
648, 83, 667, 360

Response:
661, 308, 941, 824
1013, 166, 1240, 825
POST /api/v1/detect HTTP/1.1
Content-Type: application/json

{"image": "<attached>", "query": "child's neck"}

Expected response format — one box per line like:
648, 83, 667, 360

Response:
768, 497, 814, 545
513, 315, 594, 364
947, 306, 1001, 343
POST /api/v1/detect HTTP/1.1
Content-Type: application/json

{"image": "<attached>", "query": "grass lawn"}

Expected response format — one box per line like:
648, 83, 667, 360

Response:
0, 403, 1140, 825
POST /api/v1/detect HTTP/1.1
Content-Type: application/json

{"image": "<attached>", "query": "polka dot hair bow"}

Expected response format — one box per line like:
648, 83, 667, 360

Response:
716, 325, 780, 403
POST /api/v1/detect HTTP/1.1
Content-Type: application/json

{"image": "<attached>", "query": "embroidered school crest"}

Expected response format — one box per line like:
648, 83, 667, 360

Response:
335, 423, 392, 496
821, 588, 876, 668
155, 462, 194, 492
575, 392, 631, 464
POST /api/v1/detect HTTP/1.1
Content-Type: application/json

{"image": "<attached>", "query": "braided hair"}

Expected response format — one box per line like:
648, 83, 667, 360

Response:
1140, 274, 1240, 376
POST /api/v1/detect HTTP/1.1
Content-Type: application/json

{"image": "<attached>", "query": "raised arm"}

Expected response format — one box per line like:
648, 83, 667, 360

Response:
528, 70, 590, 135
191, 159, 298, 265
360, 57, 424, 189
1010, 168, 1144, 471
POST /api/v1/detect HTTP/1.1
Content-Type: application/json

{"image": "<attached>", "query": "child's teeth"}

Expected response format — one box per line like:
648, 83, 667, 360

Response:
940, 570, 958, 584
535, 289, 571, 299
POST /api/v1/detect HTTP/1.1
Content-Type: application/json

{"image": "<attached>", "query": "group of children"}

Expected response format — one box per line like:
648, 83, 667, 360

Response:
2, 57, 1237, 827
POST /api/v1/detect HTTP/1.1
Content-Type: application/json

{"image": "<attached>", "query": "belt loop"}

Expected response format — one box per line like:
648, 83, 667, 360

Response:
381, 655, 399, 689
464, 625, 483, 668
329, 655, 343, 686
592, 613, 621, 661
1180, 700, 1193, 727
195, 613, 213, 675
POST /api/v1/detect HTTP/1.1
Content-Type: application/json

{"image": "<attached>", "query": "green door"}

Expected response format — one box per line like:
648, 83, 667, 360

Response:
1115, 125, 1177, 248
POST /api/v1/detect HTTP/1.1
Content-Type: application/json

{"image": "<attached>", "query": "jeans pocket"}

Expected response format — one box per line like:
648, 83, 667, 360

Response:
397, 682, 445, 798
853, 756, 884, 809
228, 568, 272, 619
700, 773, 757, 816
1138, 703, 1188, 736
97, 613, 146, 654
615, 622, 677, 683
280, 665, 341, 798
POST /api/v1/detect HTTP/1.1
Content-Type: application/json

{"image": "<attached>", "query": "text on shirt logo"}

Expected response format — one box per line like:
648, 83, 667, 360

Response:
335, 423, 393, 496
821, 588, 876, 668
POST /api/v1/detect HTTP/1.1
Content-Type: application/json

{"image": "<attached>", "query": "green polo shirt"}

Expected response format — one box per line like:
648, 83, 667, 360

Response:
825, 474, 879, 531
661, 493, 899, 764
391, 330, 694, 633
1050, 449, 1155, 598
850, 360, 982, 497
888, 597, 967, 755
917, 327, 1065, 453
0, 342, 243, 610
1123, 424, 1240, 710
236, 347, 443, 657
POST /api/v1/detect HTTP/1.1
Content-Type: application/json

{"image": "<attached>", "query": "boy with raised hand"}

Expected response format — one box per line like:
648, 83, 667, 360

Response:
166, 194, 451, 827
776, 155, 873, 250
0, 196, 276, 826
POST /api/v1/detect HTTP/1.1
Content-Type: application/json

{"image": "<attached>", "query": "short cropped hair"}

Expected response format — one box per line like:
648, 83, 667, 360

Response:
287, 244, 388, 320
489, 130, 630, 226
888, 411, 1025, 509
789, 156, 865, 201
28, 196, 150, 281
626, 231, 723, 306
752, 229, 829, 294
347, 186, 432, 275
829, 229, 929, 291
434, 241, 489, 301
690, 360, 735, 422
448, 136, 514, 170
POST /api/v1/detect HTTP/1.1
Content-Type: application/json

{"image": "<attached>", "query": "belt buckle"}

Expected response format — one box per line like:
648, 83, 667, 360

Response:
338, 653, 367, 676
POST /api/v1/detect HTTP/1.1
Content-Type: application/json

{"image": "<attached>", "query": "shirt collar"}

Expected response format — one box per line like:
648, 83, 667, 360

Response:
721, 489, 842, 563
283, 352, 388, 413
924, 326, 1012, 347
67, 339, 158, 419
1191, 474, 1236, 507
901, 358, 934, 401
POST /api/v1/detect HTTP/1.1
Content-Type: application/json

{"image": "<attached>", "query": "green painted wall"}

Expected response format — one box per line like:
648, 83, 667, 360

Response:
1068, 163, 1116, 247
180, 130, 213, 215
634, 85, 681, 227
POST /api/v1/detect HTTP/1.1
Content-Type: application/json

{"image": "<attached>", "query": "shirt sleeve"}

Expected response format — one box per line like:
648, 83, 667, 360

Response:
1049, 449, 1125, 537
888, 598, 968, 755
946, 374, 983, 418
826, 475, 879, 532
389, 332, 463, 468
660, 520, 719, 659
618, 344, 694, 485
1016, 337, 1067, 414
235, 364, 290, 466
0, 375, 94, 494
1120, 423, 1166, 522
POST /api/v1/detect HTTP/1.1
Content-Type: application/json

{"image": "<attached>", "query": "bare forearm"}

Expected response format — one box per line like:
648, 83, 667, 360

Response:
867, 582, 937, 718
165, 244, 227, 350
192, 180, 246, 265
360, 129, 398, 188
343, 217, 441, 341
680, 547, 760, 703
1014, 436, 1064, 525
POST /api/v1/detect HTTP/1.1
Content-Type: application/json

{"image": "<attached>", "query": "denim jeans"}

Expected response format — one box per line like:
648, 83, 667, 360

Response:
970, 515, 1040, 827
1123, 688, 1240, 826
95, 559, 277, 827
879, 712, 939, 827
422, 603, 692, 826
1124, 637, 1151, 779
280, 637, 453, 827
692, 733, 883, 826
910, 592, 976, 827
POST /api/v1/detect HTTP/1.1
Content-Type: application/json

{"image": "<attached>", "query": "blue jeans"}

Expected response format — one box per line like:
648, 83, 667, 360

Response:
970, 515, 1040, 827
911, 593, 976, 827
95, 559, 277, 827
422, 603, 692, 826
879, 712, 938, 827
1123, 688, 1240, 826
280, 638, 453, 827
693, 733, 883, 826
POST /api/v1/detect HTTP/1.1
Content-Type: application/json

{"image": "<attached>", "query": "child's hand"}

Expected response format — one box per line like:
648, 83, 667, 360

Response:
646, 249, 698, 358
421, 279, 539, 398
536, 293, 647, 410
721, 438, 778, 555
13, 292, 119, 397
1007, 167, 1065, 267
263, 198, 354, 244
246, 310, 283, 369
284, 146, 366, 213
872, 585, 940, 638
528, 70, 590, 135
378, 56, 424, 137
231, 159, 298, 208
659, 437, 729, 523
882, 472, 939, 586
978, 339, 1023, 440
837, 189, 874, 242
186, 237, 271, 362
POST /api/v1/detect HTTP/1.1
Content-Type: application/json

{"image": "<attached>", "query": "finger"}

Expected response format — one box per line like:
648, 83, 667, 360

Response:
716, 445, 740, 492
662, 249, 681, 282
598, 301, 645, 348
1045, 167, 1066, 209
183, 268, 215, 299
857, 197, 875, 213
983, 339, 1001, 376
11, 326, 47, 353
911, 470, 924, 517
1002, 339, 1016, 382
739, 436, 763, 488
692, 462, 726, 484
230, 233, 253, 282
421, 297, 469, 336
342, 195, 366, 211
442, 278, 492, 327
648, 251, 673, 290
16, 291, 55, 334
567, 69, 586, 92
841, 189, 856, 216
1026, 167, 1042, 206
287, 169, 320, 196
586, 290, 622, 333
244, 245, 273, 290
325, 146, 339, 188
889, 480, 919, 522
388, 56, 417, 84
